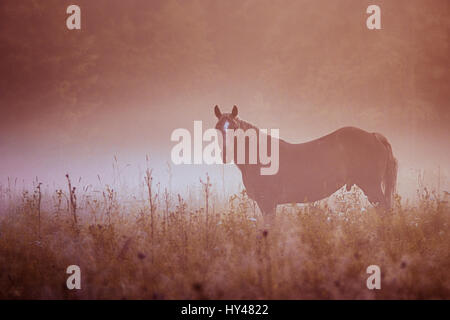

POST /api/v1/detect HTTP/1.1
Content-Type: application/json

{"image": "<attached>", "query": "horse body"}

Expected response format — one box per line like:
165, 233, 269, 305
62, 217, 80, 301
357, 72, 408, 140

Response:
214, 106, 398, 216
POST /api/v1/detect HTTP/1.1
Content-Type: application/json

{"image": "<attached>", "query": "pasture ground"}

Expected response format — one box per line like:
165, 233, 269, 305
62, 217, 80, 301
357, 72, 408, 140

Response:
0, 182, 448, 299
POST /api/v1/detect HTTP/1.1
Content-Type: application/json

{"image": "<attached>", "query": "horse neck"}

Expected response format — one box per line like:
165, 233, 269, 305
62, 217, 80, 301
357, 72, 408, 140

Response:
236, 118, 259, 132
234, 118, 263, 174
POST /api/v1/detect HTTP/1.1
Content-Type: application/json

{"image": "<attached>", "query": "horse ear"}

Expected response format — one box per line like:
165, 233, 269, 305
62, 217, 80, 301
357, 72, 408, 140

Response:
214, 105, 222, 119
231, 105, 238, 118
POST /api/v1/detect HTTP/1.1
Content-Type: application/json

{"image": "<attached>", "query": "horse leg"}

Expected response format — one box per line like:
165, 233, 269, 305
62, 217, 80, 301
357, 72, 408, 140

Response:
363, 184, 387, 210
257, 200, 277, 226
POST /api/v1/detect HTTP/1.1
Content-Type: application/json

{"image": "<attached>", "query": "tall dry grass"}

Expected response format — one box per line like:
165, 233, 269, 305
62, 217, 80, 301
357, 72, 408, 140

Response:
0, 171, 449, 299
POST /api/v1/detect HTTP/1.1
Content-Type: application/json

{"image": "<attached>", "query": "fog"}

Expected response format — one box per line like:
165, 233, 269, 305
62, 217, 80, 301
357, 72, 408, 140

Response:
0, 0, 448, 198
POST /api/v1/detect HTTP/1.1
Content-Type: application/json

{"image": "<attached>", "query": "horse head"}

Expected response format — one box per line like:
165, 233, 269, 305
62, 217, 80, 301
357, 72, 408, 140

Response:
214, 105, 240, 163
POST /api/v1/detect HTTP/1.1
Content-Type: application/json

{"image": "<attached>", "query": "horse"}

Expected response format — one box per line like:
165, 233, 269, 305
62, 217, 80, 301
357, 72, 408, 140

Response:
214, 105, 398, 218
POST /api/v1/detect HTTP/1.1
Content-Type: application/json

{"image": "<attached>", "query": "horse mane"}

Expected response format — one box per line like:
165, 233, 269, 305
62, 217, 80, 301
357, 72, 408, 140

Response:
235, 116, 287, 144
235, 117, 259, 132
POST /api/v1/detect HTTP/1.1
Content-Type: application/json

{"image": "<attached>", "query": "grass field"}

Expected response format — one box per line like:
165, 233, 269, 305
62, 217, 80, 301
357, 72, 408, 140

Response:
0, 171, 449, 299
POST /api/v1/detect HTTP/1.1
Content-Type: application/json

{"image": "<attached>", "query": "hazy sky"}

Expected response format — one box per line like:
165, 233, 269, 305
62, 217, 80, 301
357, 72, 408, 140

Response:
0, 0, 448, 194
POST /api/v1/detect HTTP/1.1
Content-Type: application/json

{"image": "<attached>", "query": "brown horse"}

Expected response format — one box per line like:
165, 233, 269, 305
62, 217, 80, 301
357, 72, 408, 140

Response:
214, 105, 398, 217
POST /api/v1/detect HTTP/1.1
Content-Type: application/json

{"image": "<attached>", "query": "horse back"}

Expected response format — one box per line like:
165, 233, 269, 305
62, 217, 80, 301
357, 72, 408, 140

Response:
274, 127, 386, 201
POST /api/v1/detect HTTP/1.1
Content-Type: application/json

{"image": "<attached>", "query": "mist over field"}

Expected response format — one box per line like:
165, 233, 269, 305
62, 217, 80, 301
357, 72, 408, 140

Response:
0, 0, 449, 299
0, 0, 448, 195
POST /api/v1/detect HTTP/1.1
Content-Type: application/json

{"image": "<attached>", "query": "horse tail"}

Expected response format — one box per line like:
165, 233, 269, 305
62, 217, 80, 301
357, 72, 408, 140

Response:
374, 133, 398, 209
